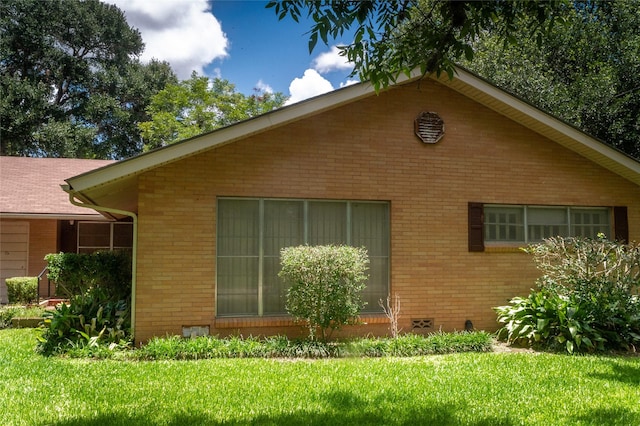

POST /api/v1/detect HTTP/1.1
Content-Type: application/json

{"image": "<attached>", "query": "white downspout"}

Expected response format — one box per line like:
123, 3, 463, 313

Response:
62, 185, 139, 344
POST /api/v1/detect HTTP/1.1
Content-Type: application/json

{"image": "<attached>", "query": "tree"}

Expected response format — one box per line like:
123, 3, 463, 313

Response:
270, 0, 639, 158
139, 73, 287, 151
268, 0, 568, 90
0, 0, 177, 159
467, 1, 640, 158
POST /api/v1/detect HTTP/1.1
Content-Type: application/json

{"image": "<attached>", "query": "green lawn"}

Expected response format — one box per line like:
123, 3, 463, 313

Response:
1, 329, 639, 426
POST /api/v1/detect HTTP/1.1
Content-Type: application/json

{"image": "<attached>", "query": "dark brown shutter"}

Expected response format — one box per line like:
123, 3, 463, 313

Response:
613, 206, 628, 243
468, 202, 484, 252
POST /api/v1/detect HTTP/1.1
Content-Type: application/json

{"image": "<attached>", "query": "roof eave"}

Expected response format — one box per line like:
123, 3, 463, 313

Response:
0, 212, 106, 220
66, 66, 640, 200
65, 80, 378, 193
437, 67, 640, 187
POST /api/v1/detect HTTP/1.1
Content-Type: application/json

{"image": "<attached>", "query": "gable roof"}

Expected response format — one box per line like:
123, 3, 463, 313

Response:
65, 66, 640, 215
1, 156, 114, 219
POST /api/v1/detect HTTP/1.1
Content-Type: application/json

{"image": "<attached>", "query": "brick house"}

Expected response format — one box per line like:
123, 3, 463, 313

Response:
0, 157, 133, 303
63, 68, 640, 344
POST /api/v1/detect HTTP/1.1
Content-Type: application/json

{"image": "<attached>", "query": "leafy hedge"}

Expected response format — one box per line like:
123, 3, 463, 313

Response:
5, 277, 37, 304
45, 251, 131, 300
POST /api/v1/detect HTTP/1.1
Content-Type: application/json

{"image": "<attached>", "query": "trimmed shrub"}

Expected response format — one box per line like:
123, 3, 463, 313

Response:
45, 251, 131, 300
496, 236, 640, 353
5, 277, 37, 304
279, 245, 369, 341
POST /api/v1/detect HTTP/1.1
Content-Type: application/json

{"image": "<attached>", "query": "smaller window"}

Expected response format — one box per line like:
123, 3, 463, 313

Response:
483, 205, 610, 245
77, 221, 133, 253
527, 207, 568, 242
484, 206, 524, 242
571, 208, 610, 239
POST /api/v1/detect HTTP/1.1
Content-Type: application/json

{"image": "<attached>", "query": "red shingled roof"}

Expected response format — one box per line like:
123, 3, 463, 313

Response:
0, 156, 114, 217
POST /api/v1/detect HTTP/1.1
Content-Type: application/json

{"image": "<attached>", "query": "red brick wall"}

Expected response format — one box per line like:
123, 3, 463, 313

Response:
134, 80, 640, 343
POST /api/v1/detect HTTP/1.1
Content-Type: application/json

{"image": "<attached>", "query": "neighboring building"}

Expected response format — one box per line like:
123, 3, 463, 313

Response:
63, 68, 640, 344
0, 157, 132, 303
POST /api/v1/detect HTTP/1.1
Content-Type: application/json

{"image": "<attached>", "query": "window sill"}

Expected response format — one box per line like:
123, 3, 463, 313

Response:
214, 314, 389, 328
215, 316, 295, 328
484, 246, 528, 253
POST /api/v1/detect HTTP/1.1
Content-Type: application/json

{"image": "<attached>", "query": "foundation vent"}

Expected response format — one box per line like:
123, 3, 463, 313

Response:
411, 318, 434, 331
415, 112, 445, 144
182, 325, 210, 338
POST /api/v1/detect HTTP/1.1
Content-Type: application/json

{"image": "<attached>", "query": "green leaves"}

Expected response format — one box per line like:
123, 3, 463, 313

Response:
268, 1, 570, 90
38, 290, 130, 356
467, 1, 640, 158
279, 245, 369, 341
0, 0, 177, 158
496, 236, 640, 353
139, 73, 287, 150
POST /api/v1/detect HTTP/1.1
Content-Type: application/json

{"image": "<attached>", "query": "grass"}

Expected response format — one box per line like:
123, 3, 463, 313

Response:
2, 328, 640, 425
0, 305, 45, 328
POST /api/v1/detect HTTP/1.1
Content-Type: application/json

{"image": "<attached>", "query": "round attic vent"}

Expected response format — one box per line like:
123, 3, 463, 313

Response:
414, 112, 445, 144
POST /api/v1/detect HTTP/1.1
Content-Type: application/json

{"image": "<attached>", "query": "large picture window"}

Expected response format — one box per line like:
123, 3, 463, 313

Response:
217, 198, 390, 317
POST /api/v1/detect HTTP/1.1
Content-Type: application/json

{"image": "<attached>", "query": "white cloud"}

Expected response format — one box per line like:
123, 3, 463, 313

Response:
285, 69, 334, 105
255, 80, 274, 94
339, 79, 360, 88
312, 46, 353, 74
284, 46, 358, 104
105, 0, 228, 79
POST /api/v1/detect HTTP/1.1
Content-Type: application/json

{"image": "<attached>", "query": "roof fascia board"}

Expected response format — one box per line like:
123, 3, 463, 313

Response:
66, 81, 377, 192
0, 213, 105, 220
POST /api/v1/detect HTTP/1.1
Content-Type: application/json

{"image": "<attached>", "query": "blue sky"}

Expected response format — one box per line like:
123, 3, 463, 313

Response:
107, 0, 358, 104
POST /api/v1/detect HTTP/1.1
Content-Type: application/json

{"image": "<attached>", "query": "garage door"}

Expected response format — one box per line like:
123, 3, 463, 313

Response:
0, 222, 29, 304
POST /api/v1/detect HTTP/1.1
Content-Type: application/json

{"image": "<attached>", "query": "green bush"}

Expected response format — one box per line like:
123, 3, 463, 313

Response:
5, 277, 37, 304
45, 251, 131, 299
279, 245, 369, 341
37, 289, 130, 356
496, 236, 640, 353
495, 288, 607, 353
38, 251, 132, 355
344, 331, 493, 357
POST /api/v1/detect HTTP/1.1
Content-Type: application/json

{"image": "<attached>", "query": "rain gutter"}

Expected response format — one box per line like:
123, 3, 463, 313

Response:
61, 184, 139, 343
